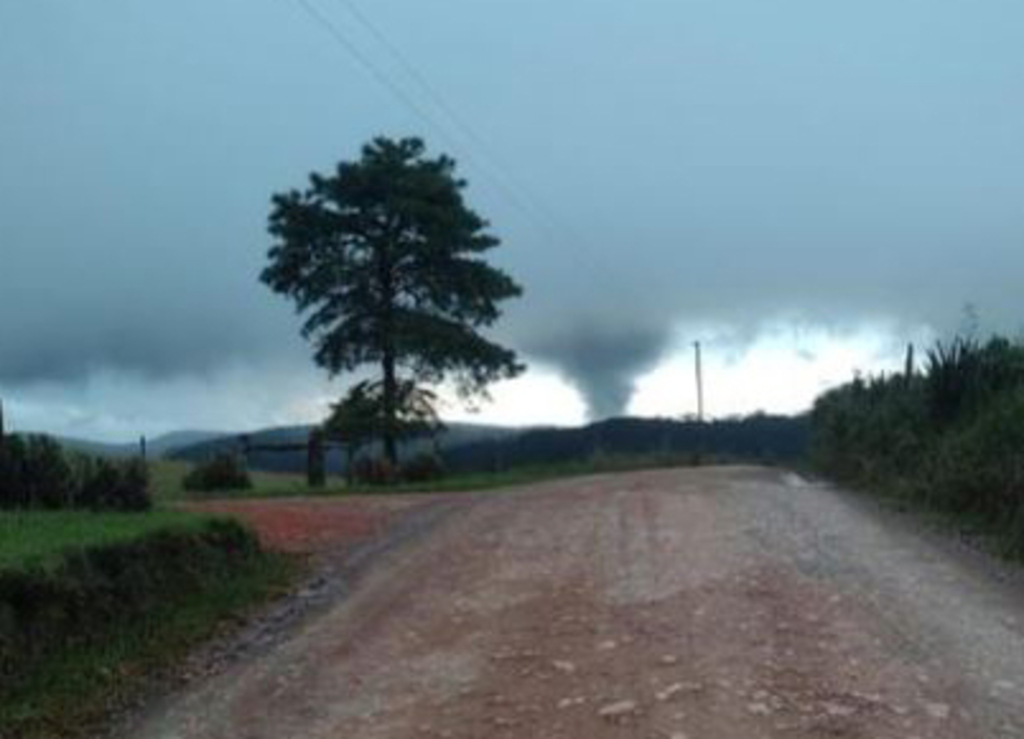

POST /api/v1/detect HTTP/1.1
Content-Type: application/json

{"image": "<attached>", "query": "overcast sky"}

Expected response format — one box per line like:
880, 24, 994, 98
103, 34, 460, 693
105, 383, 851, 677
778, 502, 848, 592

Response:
2, 0, 1023, 440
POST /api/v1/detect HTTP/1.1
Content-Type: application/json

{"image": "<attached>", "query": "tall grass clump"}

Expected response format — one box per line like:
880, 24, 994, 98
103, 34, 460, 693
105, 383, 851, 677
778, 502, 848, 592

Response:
182, 453, 252, 493
811, 334, 1024, 554
0, 435, 151, 512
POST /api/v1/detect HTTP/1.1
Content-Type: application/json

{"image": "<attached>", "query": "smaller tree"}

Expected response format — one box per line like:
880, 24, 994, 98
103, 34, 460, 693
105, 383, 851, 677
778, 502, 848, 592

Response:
325, 381, 380, 479
182, 453, 252, 494
325, 379, 444, 482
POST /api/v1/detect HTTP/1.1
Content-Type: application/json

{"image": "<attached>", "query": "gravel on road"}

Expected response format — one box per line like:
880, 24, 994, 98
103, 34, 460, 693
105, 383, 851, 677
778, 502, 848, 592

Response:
122, 467, 1024, 738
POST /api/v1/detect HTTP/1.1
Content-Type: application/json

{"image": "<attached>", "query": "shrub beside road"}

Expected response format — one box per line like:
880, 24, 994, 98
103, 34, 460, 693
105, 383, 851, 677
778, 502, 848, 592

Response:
812, 335, 1024, 556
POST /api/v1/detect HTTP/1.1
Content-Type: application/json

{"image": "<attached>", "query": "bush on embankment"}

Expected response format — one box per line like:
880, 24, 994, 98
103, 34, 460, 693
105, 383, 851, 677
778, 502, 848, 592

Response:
0, 516, 283, 737
811, 335, 1024, 555
182, 452, 253, 493
0, 435, 150, 511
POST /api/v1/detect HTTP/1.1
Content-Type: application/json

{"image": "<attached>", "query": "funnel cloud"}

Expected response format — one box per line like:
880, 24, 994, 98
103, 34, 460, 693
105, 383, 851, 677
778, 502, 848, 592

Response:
524, 324, 669, 420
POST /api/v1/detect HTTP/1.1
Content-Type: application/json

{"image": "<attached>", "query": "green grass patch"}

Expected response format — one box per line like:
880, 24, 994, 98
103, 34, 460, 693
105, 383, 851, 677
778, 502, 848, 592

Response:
149, 459, 347, 502
0, 509, 210, 571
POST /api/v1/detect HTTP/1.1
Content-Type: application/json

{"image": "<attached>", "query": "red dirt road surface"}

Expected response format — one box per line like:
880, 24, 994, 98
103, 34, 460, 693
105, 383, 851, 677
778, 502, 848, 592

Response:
182, 495, 438, 554
124, 467, 1024, 738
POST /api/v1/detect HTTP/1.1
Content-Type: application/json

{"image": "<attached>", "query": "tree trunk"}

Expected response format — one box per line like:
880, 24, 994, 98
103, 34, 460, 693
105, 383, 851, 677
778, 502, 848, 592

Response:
379, 232, 399, 469
307, 429, 326, 488
382, 350, 398, 467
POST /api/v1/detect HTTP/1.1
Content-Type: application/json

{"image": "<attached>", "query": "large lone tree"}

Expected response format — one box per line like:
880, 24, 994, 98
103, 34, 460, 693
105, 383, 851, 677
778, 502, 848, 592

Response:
262, 137, 524, 464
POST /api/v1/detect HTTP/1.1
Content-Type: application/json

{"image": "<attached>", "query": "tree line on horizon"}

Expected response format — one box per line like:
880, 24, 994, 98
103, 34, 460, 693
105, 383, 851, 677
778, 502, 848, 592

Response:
169, 414, 810, 479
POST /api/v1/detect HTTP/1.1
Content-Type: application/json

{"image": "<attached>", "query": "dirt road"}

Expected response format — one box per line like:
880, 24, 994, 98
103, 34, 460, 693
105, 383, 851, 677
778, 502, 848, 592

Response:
124, 467, 1024, 738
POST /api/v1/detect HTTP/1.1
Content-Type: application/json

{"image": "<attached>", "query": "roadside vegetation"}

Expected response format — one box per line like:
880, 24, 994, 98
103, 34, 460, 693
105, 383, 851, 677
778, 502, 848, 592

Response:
0, 509, 207, 570
0, 434, 297, 739
182, 452, 253, 493
0, 434, 149, 511
0, 510, 294, 739
811, 334, 1024, 556
149, 459, 346, 501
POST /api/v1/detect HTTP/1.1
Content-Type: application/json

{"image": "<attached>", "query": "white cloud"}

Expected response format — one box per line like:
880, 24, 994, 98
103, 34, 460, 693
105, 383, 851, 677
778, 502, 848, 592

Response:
628, 320, 936, 419
438, 365, 588, 427
1, 321, 944, 442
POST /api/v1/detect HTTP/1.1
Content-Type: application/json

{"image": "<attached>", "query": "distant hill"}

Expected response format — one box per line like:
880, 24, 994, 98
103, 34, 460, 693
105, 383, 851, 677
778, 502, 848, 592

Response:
52, 436, 137, 459
56, 430, 230, 459
169, 422, 523, 474
145, 430, 231, 457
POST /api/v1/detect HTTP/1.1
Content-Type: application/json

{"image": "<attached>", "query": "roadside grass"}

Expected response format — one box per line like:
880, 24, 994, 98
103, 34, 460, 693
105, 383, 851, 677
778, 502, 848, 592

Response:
809, 334, 1024, 562
149, 459, 348, 502
0, 509, 211, 571
0, 510, 301, 739
152, 451, 719, 501
844, 480, 1024, 562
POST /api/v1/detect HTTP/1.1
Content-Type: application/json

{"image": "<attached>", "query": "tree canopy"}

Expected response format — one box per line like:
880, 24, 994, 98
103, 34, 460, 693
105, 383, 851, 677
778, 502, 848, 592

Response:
262, 136, 523, 464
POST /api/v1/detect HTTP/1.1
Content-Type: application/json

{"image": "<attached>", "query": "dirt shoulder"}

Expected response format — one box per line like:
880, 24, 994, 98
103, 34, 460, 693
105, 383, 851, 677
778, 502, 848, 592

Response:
121, 467, 1024, 738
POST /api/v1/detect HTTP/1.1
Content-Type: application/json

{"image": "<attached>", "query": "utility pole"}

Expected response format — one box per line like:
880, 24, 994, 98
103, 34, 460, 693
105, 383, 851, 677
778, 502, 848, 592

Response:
694, 341, 705, 423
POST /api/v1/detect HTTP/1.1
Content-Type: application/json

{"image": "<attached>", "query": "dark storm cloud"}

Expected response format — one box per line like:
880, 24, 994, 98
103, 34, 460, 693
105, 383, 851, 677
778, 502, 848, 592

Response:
0, 308, 266, 385
0, 227, 298, 384
3, 0, 1024, 431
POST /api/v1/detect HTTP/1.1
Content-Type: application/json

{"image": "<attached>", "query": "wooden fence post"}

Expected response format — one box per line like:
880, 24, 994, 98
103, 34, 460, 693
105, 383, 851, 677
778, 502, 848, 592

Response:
308, 430, 326, 488
238, 434, 251, 467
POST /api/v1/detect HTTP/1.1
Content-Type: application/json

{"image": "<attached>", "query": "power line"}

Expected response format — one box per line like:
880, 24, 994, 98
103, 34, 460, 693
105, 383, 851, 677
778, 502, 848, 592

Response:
287, 0, 616, 292
289, 0, 553, 231
330, 0, 571, 235
291, 0, 444, 144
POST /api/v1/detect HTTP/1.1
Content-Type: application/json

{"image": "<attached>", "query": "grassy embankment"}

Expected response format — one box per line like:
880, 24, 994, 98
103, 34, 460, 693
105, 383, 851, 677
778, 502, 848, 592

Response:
0, 510, 295, 739
811, 335, 1024, 558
